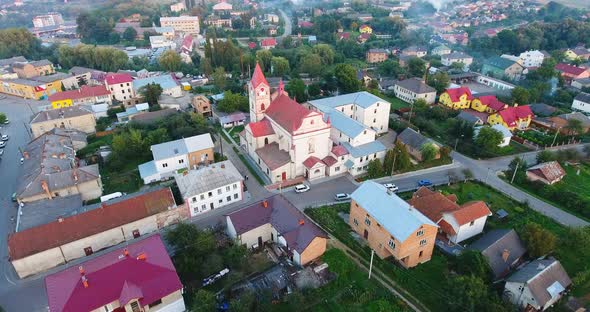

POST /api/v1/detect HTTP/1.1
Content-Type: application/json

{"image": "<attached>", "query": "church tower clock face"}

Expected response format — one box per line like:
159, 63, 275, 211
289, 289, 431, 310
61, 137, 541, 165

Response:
258, 87, 266, 96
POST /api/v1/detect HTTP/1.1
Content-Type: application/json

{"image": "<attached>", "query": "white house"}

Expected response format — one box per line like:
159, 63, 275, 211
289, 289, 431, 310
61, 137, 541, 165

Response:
149, 35, 177, 50
408, 187, 492, 244
572, 92, 590, 114
175, 160, 243, 217
393, 78, 437, 104
105, 73, 135, 102
441, 52, 473, 68
504, 259, 571, 311
138, 133, 215, 184
518, 50, 546, 68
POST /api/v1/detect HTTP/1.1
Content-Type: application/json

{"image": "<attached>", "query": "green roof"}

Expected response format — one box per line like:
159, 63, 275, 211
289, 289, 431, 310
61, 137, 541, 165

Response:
484, 56, 517, 70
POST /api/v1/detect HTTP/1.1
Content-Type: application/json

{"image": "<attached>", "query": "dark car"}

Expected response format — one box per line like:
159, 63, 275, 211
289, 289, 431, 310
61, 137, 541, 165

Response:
417, 179, 433, 187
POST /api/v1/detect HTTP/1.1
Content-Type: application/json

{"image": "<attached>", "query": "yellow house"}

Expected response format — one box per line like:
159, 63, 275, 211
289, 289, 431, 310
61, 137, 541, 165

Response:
487, 105, 534, 131
47, 85, 111, 109
0, 78, 61, 100
50, 98, 73, 109
359, 25, 373, 34
439, 87, 473, 110
564, 49, 578, 60
471, 95, 507, 113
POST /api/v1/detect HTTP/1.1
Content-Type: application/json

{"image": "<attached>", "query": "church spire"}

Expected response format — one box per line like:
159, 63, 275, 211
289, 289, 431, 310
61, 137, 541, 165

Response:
251, 62, 268, 88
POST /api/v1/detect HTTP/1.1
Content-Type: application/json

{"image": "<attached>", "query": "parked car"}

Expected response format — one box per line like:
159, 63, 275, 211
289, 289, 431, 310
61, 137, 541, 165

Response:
334, 193, 351, 201
383, 183, 399, 192
1, 134, 8, 141
0, 141, 5, 148
11, 193, 16, 202
417, 179, 433, 187
294, 184, 310, 193
3, 120, 9, 125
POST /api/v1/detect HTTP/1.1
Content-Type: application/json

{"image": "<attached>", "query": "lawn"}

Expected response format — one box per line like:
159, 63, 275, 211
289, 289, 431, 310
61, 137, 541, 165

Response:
100, 159, 144, 194
76, 134, 113, 159
227, 125, 244, 143
306, 182, 590, 309
383, 94, 411, 111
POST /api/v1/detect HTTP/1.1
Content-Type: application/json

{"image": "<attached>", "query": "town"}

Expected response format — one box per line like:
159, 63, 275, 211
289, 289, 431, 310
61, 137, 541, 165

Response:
0, 0, 590, 311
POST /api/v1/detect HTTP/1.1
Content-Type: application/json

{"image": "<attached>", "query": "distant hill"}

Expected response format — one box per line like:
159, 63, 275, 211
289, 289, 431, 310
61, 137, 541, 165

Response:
537, 0, 590, 9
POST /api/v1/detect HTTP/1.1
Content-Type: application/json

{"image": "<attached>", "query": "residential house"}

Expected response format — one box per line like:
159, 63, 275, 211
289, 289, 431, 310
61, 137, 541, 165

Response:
133, 74, 182, 98
160, 16, 200, 35
471, 94, 506, 113
432, 45, 451, 56
439, 87, 473, 110
30, 106, 96, 138
482, 56, 525, 80
366, 49, 388, 63
357, 33, 371, 44
469, 229, 527, 280
16, 129, 101, 203
105, 73, 135, 102
338, 32, 350, 40
204, 15, 232, 28
554, 112, 590, 134
488, 105, 534, 131
265, 13, 279, 23
176, 160, 243, 217
569, 47, 590, 60
192, 94, 212, 117
475, 124, 512, 147
457, 111, 485, 126
226, 195, 329, 266
555, 63, 590, 85
504, 259, 572, 311
9, 188, 184, 278
130, 108, 179, 125
170, 1, 186, 12
518, 50, 546, 68
260, 38, 277, 50
526, 161, 566, 185
149, 35, 176, 50
393, 78, 436, 104
359, 25, 372, 34
45, 234, 186, 312
69, 66, 106, 86
572, 78, 590, 90
349, 181, 438, 268
408, 187, 491, 244
441, 52, 473, 68
212, 1, 233, 13
572, 92, 590, 114
297, 20, 314, 28
138, 133, 214, 184
48, 85, 111, 109
154, 26, 176, 40
530, 103, 557, 117
116, 103, 150, 122
402, 46, 427, 58
0, 78, 61, 100
12, 59, 55, 78
219, 112, 247, 128
396, 128, 441, 161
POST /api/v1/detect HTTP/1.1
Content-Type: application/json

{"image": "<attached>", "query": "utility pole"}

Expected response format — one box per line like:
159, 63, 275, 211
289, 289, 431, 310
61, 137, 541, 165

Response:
391, 152, 397, 176
484, 167, 491, 184
407, 101, 415, 125
551, 127, 561, 147
368, 249, 374, 279
510, 161, 519, 184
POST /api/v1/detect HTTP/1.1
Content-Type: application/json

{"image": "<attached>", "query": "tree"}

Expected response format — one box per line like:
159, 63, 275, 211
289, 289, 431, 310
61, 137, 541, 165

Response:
0, 28, 44, 59
536, 150, 556, 163
511, 86, 530, 104
565, 118, 583, 136
299, 53, 323, 77
122, 27, 137, 42
420, 143, 438, 161
159, 50, 182, 72
308, 83, 321, 98
378, 60, 405, 77
255, 49, 272, 72
0, 113, 7, 124
334, 64, 361, 93
407, 57, 426, 78
521, 222, 557, 258
286, 79, 307, 102
475, 126, 503, 152
271, 56, 290, 76
139, 83, 163, 107
164, 223, 216, 282
192, 290, 216, 312
455, 250, 491, 281
394, 141, 412, 171
367, 159, 384, 179
211, 67, 227, 90
311, 44, 335, 65
427, 71, 450, 93
447, 275, 489, 312
217, 91, 248, 112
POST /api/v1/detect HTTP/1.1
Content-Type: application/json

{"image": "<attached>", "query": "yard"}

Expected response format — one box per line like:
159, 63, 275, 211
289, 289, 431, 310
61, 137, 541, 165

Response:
306, 182, 590, 310
227, 125, 244, 143
383, 94, 411, 111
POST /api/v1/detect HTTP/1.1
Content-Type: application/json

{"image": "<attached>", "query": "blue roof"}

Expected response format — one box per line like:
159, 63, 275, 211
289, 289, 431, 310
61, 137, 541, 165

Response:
351, 181, 437, 242
308, 91, 389, 109
308, 35, 317, 41
133, 75, 179, 91
344, 159, 354, 169
138, 161, 158, 179
315, 104, 368, 138
342, 140, 386, 158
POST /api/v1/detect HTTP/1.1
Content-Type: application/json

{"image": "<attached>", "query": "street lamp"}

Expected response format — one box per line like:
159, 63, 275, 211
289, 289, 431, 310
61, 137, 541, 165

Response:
454, 134, 464, 151
391, 148, 400, 176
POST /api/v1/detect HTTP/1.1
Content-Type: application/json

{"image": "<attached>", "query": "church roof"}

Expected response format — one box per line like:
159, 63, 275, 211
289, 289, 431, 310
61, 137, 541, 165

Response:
248, 118, 275, 137
265, 93, 314, 134
250, 63, 268, 88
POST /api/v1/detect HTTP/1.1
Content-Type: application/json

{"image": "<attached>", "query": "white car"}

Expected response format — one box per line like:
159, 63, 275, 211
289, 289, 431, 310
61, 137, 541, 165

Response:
383, 183, 399, 192
0, 141, 5, 148
334, 193, 351, 201
1, 134, 8, 141
294, 184, 310, 193
0, 149, 3, 156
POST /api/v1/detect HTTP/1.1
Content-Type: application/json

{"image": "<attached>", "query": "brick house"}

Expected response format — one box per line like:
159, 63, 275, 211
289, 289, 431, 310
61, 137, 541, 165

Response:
555, 63, 590, 85
192, 94, 212, 117
366, 49, 388, 63
349, 181, 438, 268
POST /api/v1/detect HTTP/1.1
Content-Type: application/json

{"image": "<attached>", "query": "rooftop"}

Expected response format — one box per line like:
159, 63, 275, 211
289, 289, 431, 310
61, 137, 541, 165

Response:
397, 128, 438, 150
526, 161, 566, 183
308, 91, 389, 109
175, 161, 242, 197
507, 259, 571, 307
341, 140, 386, 158
48, 85, 110, 102
30, 106, 93, 124
133, 74, 179, 91
150, 133, 214, 161
469, 229, 527, 278
394, 78, 436, 94
255, 142, 291, 170
29, 72, 71, 83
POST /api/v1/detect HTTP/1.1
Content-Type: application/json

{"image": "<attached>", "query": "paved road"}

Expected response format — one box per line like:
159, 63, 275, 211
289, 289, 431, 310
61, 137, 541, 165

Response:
0, 95, 47, 312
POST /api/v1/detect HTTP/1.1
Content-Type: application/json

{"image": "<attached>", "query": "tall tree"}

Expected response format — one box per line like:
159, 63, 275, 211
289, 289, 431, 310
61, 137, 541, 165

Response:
521, 223, 557, 258
159, 50, 182, 72
211, 67, 227, 90
475, 126, 503, 152
334, 64, 361, 93
122, 27, 137, 42
565, 118, 583, 136
139, 83, 163, 107
286, 79, 307, 102
311, 44, 335, 65
0, 28, 44, 59
427, 71, 450, 93
271, 56, 290, 76
420, 143, 438, 161
511, 86, 531, 104
407, 57, 426, 78
255, 49, 272, 72
367, 159, 384, 179
298, 53, 323, 77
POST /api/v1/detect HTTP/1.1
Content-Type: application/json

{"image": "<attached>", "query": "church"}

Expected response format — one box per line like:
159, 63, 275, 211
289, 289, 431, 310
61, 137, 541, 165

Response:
240, 64, 390, 183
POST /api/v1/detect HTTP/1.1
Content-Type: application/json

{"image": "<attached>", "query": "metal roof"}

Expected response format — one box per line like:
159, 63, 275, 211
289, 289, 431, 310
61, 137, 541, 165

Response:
175, 160, 242, 197
308, 91, 389, 109
150, 133, 214, 161
133, 74, 179, 91
314, 104, 369, 138
342, 140, 386, 158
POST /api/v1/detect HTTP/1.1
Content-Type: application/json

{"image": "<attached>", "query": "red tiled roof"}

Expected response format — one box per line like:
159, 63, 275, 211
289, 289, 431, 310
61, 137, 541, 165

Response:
248, 118, 275, 137
48, 85, 110, 102
555, 63, 588, 76
526, 161, 566, 183
322, 156, 338, 167
260, 38, 277, 47
358, 33, 371, 40
445, 87, 473, 102
105, 73, 133, 84
338, 32, 350, 40
45, 235, 183, 312
251, 63, 268, 88
303, 156, 324, 168
298, 21, 314, 28
264, 93, 313, 133
248, 41, 257, 49
476, 95, 505, 111
8, 188, 176, 260
451, 201, 492, 226
497, 105, 533, 126
331, 145, 349, 157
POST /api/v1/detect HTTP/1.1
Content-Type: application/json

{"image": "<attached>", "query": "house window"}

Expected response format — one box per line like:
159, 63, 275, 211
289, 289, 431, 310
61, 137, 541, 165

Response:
217, 189, 222, 194
388, 239, 395, 249
335, 166, 340, 172
227, 196, 231, 201
148, 299, 163, 308
200, 194, 205, 200
234, 193, 238, 199
419, 250, 423, 257
419, 239, 427, 246
103, 304, 114, 312
179, 159, 184, 164
233, 183, 238, 189
208, 191, 212, 197
226, 186, 231, 191
130, 301, 141, 312
469, 221, 475, 226
201, 204, 206, 211
365, 216, 371, 226
219, 199, 223, 204
132, 229, 140, 238
353, 218, 358, 226
162, 163, 168, 168
417, 230, 424, 237
192, 197, 197, 203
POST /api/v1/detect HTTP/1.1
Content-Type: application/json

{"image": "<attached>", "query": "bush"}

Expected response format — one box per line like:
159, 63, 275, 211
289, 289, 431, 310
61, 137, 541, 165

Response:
520, 223, 557, 258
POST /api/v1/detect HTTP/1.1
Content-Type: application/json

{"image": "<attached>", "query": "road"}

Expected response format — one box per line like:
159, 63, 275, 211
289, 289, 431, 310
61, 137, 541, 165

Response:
0, 95, 47, 312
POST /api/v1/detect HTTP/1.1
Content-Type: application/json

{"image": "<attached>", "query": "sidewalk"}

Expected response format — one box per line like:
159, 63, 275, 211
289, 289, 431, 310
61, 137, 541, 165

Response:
373, 161, 460, 183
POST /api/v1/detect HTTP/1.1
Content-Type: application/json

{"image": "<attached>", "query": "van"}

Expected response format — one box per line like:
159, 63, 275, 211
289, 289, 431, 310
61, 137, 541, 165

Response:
100, 192, 124, 203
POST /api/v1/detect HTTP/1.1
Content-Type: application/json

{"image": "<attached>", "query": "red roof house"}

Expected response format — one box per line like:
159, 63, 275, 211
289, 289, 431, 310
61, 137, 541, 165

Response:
248, 41, 257, 49
408, 187, 492, 244
338, 32, 350, 40
492, 105, 534, 129
472, 95, 506, 112
247, 118, 275, 137
446, 87, 473, 102
48, 85, 111, 103
45, 234, 185, 312
297, 21, 314, 28
526, 161, 566, 185
555, 63, 590, 84
260, 38, 277, 49
104, 73, 133, 85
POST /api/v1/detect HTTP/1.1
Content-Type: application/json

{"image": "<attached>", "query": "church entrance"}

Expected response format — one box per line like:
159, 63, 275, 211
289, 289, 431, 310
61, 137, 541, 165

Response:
281, 172, 286, 181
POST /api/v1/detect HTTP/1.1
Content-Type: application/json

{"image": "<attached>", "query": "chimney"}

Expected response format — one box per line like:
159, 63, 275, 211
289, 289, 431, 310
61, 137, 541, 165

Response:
513, 103, 519, 107
262, 200, 268, 208
503, 104, 508, 110
40, 180, 52, 199
123, 248, 129, 257
23, 151, 29, 159
81, 275, 89, 288
136, 252, 147, 261
299, 219, 305, 226
502, 249, 510, 262
79, 266, 85, 275
58, 217, 64, 223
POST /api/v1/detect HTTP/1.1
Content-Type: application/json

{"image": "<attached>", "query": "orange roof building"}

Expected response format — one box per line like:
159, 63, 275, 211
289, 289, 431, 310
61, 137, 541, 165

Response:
408, 187, 492, 244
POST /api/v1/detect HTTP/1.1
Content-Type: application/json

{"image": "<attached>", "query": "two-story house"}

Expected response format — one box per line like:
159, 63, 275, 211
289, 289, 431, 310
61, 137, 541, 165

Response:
192, 94, 212, 117
139, 133, 214, 184
48, 85, 112, 109
572, 92, 590, 114
30, 106, 96, 138
488, 105, 534, 130
45, 234, 186, 312
105, 73, 135, 103
366, 49, 389, 63
349, 181, 438, 268
441, 52, 473, 68
439, 87, 473, 110
482, 56, 526, 81
393, 78, 437, 104
12, 59, 55, 78
471, 95, 506, 113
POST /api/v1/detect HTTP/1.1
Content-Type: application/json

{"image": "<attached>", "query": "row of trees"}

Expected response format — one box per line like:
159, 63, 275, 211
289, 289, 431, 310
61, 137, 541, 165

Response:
57, 44, 128, 72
